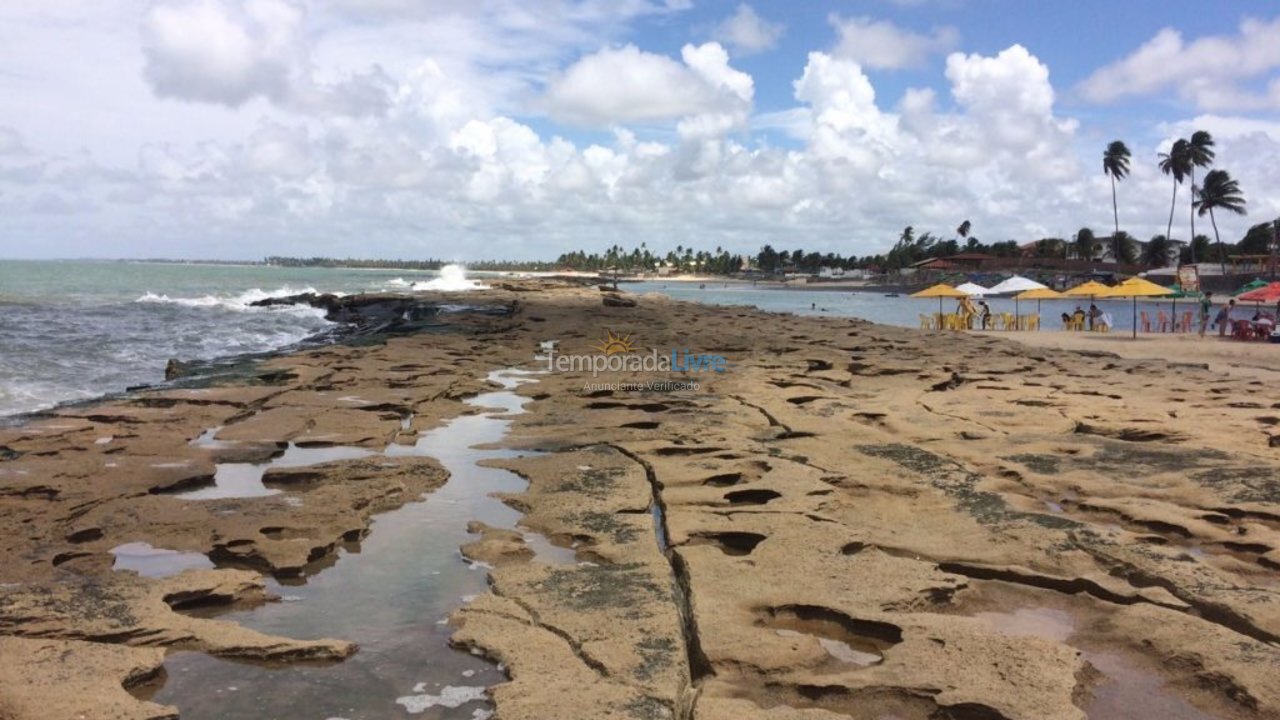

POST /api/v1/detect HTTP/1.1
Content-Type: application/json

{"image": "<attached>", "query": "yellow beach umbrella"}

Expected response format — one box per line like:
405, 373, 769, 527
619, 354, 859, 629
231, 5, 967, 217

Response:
910, 283, 970, 298
1062, 280, 1112, 298
910, 283, 969, 331
1101, 277, 1174, 338
1015, 287, 1065, 300
1014, 287, 1064, 329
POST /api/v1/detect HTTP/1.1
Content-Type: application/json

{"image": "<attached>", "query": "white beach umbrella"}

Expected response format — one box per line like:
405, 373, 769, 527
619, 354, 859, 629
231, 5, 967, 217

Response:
954, 282, 990, 296
987, 275, 1048, 295
987, 275, 1048, 326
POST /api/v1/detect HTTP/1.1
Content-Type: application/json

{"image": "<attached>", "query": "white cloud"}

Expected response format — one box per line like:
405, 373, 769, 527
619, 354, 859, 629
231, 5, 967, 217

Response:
142, 0, 301, 106
829, 14, 958, 70
712, 4, 783, 55
142, 0, 391, 115
542, 42, 752, 136
5, 3, 1280, 261
1080, 17, 1280, 111
945, 44, 1077, 166
793, 52, 899, 174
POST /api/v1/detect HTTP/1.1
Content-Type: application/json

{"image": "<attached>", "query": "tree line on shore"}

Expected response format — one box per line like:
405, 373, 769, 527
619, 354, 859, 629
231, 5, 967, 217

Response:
265, 133, 1270, 278
261, 208, 1275, 277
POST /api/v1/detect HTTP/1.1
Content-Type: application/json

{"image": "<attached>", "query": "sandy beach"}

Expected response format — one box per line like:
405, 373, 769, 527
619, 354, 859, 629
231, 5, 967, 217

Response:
2, 280, 1279, 720
979, 330, 1280, 383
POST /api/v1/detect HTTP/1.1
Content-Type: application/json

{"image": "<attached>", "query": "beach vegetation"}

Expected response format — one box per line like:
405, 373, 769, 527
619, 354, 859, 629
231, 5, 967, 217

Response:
1158, 138, 1189, 248
1102, 139, 1131, 262
1193, 168, 1247, 275
1185, 130, 1217, 263
1073, 227, 1098, 262
1141, 235, 1176, 267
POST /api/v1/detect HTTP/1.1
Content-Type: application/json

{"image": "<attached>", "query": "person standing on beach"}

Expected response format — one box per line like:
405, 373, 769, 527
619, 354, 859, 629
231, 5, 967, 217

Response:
978, 299, 992, 329
1198, 292, 1214, 336
1216, 299, 1236, 337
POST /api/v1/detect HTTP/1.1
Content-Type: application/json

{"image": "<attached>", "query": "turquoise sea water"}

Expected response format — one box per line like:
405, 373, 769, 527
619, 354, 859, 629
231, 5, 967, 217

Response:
0, 261, 1180, 417
0, 261, 462, 416
628, 279, 1170, 333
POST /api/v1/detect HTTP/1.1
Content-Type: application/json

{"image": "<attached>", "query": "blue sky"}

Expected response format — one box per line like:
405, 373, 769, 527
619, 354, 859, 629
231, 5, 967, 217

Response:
2, 1, 1279, 260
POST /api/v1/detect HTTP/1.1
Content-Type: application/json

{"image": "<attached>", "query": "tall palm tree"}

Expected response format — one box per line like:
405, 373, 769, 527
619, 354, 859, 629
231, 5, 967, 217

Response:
1185, 130, 1216, 263
1193, 169, 1246, 276
1103, 140, 1131, 263
1158, 139, 1189, 250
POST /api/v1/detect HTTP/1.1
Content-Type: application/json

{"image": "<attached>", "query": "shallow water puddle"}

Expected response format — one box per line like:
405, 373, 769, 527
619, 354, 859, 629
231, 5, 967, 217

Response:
773, 629, 883, 666
972, 606, 1218, 720
972, 606, 1074, 643
177, 443, 375, 500
151, 368, 569, 719
763, 608, 896, 668
111, 542, 214, 577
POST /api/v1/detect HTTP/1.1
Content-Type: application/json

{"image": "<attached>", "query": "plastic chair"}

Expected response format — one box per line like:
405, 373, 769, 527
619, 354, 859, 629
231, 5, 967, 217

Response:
919, 313, 934, 330
1157, 311, 1170, 332
1027, 314, 1040, 331
1180, 311, 1194, 332
1139, 311, 1151, 333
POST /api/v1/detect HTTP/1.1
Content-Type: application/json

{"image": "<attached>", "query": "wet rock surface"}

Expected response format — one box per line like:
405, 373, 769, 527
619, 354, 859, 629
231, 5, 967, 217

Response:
2, 283, 1279, 719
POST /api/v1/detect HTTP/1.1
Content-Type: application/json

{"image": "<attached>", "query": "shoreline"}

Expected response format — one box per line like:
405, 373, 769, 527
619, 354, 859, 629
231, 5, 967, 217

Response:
2, 281, 1279, 719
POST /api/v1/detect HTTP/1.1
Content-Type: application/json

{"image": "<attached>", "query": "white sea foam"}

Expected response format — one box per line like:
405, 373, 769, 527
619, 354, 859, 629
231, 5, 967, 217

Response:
395, 685, 487, 713
135, 286, 330, 319
411, 264, 487, 292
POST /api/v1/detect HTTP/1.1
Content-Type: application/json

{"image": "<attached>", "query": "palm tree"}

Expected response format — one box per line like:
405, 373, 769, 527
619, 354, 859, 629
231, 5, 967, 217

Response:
1142, 234, 1174, 268
1158, 139, 1189, 250
1074, 227, 1097, 263
1194, 169, 1246, 276
1185, 130, 1216, 263
1103, 140, 1131, 263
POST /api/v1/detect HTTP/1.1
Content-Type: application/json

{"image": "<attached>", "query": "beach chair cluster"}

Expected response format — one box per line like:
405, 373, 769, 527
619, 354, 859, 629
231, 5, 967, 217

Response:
920, 312, 1040, 331
1135, 310, 1197, 333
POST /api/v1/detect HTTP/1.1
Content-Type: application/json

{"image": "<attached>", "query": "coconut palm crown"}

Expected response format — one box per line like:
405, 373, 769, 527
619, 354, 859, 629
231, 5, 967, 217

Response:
1102, 140, 1131, 263
1158, 139, 1190, 252
1185, 130, 1216, 263
1193, 168, 1245, 274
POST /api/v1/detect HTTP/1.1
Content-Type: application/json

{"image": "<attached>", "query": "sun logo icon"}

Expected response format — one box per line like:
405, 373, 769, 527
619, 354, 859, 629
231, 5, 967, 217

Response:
591, 329, 637, 356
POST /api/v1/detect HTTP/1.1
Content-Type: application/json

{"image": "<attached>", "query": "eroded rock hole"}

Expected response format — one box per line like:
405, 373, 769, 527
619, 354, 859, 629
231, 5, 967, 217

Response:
724, 489, 781, 505
687, 531, 766, 556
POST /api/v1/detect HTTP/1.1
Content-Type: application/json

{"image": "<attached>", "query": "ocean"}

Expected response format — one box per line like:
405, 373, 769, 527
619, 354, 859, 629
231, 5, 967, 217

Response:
0, 261, 480, 417
0, 261, 1165, 418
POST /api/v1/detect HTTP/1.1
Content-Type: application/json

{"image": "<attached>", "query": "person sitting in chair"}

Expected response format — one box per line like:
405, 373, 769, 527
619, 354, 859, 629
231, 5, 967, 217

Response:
1071, 306, 1086, 330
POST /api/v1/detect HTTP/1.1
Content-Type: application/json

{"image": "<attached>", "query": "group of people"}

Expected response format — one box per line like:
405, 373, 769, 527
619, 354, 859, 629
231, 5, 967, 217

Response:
954, 292, 1277, 338
956, 295, 994, 329
1201, 293, 1279, 338
1060, 305, 1113, 331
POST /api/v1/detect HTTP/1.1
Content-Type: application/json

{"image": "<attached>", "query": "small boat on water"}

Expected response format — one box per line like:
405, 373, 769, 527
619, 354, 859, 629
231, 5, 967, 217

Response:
884, 293, 900, 298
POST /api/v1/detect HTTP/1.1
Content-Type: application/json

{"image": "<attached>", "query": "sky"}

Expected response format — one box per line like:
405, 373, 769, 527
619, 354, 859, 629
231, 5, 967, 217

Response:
2, 0, 1280, 261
